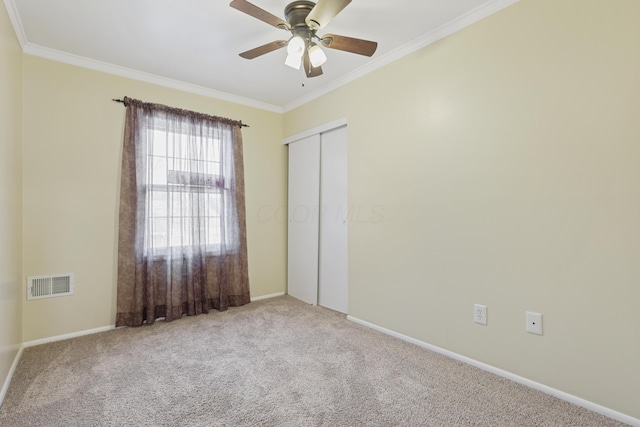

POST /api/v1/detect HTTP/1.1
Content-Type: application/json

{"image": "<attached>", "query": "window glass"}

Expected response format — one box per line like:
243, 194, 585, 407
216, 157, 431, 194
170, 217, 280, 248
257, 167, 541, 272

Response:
144, 121, 230, 254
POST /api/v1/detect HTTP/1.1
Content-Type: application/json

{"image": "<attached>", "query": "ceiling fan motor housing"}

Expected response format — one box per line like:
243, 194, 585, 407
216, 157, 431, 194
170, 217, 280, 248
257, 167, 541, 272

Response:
284, 1, 316, 28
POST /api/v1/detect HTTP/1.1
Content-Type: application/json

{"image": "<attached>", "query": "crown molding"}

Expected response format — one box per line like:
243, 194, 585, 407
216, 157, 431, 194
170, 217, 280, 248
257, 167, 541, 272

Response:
3, 0, 27, 49
22, 43, 284, 114
282, 0, 520, 112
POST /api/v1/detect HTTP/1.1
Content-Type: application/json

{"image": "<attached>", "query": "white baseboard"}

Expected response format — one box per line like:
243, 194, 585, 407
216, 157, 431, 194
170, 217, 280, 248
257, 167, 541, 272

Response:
15, 296, 281, 351
18, 297, 285, 349
0, 343, 24, 409
250, 292, 285, 302
347, 315, 639, 427
23, 325, 116, 348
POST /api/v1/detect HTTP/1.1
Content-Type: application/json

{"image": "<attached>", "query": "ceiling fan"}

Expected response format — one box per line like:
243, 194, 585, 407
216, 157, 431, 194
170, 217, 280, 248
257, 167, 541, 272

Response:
230, 0, 378, 78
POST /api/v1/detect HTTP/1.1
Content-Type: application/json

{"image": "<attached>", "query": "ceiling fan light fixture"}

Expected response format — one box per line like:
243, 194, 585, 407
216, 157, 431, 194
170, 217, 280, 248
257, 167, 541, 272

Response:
308, 43, 327, 67
287, 35, 306, 57
232, 0, 378, 78
285, 52, 303, 69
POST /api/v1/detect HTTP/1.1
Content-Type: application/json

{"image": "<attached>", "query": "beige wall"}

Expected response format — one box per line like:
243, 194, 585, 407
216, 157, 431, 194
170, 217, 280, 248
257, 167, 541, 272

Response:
0, 0, 23, 397
21, 56, 287, 342
284, 0, 640, 419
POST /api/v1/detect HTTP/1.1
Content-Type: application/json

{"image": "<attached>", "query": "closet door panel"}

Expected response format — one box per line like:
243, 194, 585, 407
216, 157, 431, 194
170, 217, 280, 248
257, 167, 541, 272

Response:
287, 135, 320, 305
318, 126, 348, 313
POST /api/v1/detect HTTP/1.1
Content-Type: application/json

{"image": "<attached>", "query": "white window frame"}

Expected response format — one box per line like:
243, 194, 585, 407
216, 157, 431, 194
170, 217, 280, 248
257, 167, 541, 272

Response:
142, 120, 235, 257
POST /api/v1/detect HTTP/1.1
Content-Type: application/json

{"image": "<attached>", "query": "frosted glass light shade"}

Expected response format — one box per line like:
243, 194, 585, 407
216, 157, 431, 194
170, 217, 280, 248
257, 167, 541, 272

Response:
287, 36, 305, 57
285, 52, 302, 69
308, 43, 327, 67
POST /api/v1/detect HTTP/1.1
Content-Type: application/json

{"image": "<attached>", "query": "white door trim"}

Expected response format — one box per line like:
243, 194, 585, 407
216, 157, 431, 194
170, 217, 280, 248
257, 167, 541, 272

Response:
283, 117, 348, 145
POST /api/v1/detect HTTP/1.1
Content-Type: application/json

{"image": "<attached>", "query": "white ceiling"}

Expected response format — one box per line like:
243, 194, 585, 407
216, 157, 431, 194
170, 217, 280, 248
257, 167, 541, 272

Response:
5, 0, 517, 111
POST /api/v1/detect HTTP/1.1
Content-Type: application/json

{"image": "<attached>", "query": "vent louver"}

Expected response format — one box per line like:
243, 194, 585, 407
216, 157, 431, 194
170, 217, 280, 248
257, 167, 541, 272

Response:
27, 273, 74, 300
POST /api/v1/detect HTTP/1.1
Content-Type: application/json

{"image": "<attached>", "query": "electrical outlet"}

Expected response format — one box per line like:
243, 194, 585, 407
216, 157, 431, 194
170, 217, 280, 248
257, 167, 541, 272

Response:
526, 311, 543, 335
474, 304, 487, 325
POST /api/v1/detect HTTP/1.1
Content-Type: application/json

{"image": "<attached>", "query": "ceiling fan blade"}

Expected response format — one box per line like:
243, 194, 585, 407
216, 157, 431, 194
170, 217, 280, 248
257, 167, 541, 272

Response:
305, 0, 351, 30
230, 0, 290, 30
303, 50, 323, 78
239, 40, 287, 59
320, 34, 378, 57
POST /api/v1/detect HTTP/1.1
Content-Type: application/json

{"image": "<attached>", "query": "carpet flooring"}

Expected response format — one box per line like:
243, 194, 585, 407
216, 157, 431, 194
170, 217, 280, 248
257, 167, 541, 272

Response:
0, 296, 628, 426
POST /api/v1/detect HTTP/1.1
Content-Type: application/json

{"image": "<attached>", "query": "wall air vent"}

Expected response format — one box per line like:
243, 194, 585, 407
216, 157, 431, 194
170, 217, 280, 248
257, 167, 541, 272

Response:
27, 273, 74, 300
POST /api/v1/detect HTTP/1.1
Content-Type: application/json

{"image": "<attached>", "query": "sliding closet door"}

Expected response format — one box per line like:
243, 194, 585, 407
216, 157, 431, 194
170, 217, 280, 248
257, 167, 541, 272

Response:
318, 126, 348, 313
287, 135, 320, 305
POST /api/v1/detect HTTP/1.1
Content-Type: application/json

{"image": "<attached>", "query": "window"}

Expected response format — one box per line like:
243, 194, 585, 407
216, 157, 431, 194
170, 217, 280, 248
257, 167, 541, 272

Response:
143, 120, 235, 256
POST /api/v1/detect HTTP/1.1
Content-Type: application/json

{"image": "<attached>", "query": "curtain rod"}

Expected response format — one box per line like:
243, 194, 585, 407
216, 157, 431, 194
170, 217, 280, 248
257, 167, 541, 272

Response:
111, 98, 249, 128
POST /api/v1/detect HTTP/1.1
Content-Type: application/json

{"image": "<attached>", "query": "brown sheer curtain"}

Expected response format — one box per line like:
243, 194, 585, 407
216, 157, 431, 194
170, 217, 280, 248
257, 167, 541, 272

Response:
116, 97, 250, 327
